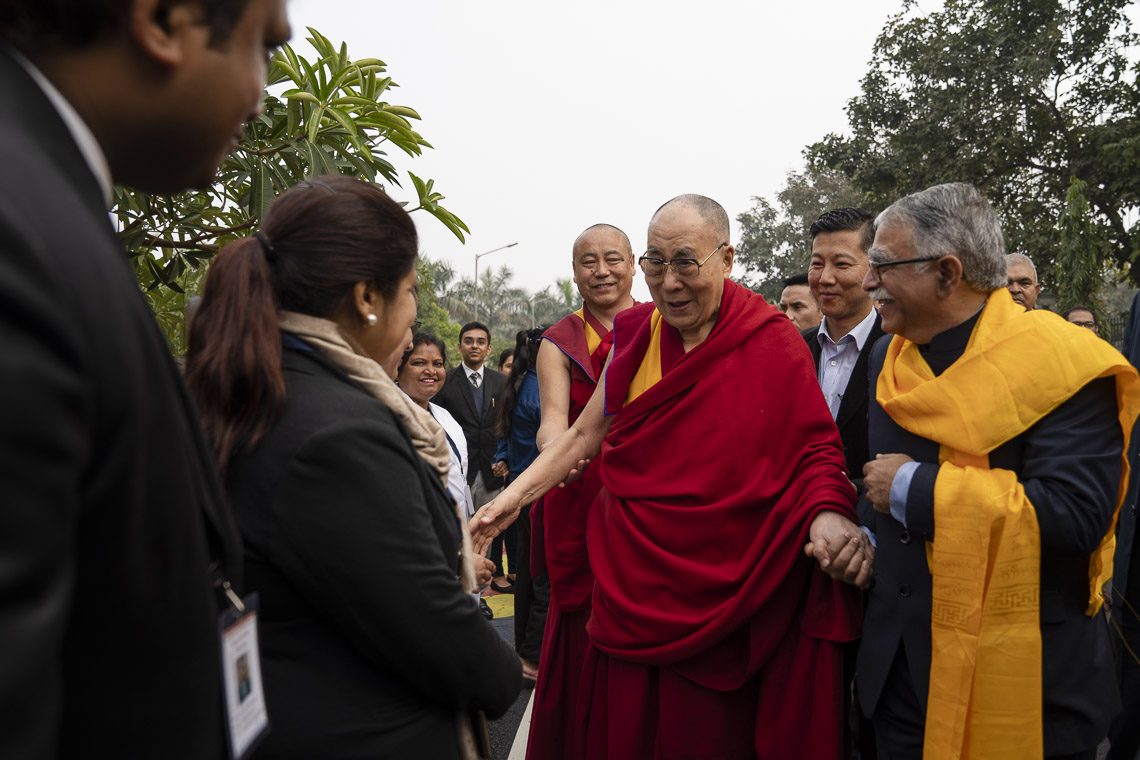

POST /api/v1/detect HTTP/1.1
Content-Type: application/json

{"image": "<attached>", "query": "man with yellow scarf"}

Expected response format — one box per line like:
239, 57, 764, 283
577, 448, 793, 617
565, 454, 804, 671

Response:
855, 183, 1140, 760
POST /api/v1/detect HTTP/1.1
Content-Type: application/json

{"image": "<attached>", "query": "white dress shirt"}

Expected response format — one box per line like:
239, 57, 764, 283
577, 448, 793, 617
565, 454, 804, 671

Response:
815, 307, 878, 419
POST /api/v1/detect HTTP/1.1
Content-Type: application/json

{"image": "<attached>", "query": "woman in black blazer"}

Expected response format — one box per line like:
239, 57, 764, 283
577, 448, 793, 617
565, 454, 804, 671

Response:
186, 176, 522, 759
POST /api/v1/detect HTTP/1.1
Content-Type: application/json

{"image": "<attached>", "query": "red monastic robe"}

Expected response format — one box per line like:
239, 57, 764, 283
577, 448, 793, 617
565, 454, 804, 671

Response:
577, 281, 861, 759
526, 307, 613, 760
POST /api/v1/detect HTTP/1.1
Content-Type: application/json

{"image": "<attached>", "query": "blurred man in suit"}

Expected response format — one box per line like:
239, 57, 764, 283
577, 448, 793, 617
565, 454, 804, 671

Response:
0, 1, 291, 756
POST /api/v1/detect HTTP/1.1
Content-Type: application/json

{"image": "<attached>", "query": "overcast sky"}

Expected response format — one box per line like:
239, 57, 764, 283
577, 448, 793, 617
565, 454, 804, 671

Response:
287, 0, 917, 300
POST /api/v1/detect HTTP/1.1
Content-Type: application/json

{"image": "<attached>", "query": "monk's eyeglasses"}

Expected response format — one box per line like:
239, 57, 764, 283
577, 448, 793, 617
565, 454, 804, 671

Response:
867, 254, 944, 276
639, 242, 726, 279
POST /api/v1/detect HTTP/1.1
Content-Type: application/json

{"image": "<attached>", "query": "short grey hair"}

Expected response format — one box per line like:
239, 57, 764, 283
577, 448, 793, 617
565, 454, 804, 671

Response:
876, 183, 1006, 290
1005, 252, 1038, 280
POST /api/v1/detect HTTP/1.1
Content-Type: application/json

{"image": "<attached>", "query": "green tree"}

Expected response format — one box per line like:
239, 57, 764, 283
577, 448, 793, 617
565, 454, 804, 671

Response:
735, 166, 863, 300
809, 0, 1139, 287
1054, 176, 1111, 313
416, 259, 461, 349
113, 29, 467, 353
531, 278, 581, 325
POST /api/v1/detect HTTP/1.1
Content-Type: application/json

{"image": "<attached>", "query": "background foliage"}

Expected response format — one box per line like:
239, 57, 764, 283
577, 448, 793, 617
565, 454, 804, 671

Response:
742, 0, 1138, 318
113, 29, 468, 354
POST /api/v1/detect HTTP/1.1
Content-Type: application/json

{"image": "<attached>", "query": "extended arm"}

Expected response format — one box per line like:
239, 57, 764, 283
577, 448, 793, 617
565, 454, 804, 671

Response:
470, 360, 612, 553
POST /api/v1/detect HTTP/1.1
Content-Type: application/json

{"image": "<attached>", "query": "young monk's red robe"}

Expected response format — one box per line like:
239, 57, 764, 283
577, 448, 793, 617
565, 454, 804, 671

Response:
577, 280, 861, 759
526, 306, 613, 760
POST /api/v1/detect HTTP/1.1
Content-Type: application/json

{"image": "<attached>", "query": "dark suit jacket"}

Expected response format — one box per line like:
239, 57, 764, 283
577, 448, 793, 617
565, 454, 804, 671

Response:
803, 314, 884, 490
434, 364, 507, 486
857, 316, 1122, 754
0, 49, 241, 757
1115, 292, 1140, 603
226, 345, 522, 758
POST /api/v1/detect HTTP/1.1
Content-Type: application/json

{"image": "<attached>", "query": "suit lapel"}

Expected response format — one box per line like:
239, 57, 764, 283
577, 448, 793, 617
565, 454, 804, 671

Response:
835, 317, 883, 430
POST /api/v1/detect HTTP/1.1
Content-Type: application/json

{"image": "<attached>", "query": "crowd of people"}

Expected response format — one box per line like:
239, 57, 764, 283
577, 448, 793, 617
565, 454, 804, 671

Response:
3, 2, 1140, 760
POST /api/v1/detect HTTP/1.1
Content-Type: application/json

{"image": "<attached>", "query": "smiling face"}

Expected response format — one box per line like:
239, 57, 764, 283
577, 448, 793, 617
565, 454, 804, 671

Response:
644, 204, 733, 348
572, 228, 635, 312
862, 221, 943, 342
809, 228, 872, 334
398, 342, 447, 407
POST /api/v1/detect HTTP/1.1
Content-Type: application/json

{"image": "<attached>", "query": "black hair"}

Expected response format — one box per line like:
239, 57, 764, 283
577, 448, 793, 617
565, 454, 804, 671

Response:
496, 327, 547, 439
809, 208, 875, 253
498, 348, 514, 369
398, 332, 448, 375
1062, 305, 1099, 324
459, 321, 491, 342
783, 273, 810, 288
0, 0, 252, 48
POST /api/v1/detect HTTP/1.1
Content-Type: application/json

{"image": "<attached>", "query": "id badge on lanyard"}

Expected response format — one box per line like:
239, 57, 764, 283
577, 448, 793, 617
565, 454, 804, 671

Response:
218, 583, 270, 759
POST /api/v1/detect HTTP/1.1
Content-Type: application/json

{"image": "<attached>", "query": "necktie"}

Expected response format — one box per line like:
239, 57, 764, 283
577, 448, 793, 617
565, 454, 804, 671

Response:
470, 371, 484, 410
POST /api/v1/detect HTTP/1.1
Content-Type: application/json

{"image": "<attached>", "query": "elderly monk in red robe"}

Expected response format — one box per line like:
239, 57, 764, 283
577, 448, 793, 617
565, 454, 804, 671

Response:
527, 223, 637, 759
473, 194, 869, 759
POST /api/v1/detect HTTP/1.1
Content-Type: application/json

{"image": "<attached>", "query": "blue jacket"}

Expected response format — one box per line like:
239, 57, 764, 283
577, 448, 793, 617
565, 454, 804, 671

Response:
494, 370, 541, 482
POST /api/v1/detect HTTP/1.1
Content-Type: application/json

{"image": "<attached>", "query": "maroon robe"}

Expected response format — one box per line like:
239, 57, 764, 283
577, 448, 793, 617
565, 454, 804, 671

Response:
578, 281, 861, 759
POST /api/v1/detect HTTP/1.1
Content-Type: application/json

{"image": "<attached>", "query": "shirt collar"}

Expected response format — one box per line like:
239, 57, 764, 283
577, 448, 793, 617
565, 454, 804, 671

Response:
817, 307, 878, 351
10, 47, 113, 207
463, 363, 484, 379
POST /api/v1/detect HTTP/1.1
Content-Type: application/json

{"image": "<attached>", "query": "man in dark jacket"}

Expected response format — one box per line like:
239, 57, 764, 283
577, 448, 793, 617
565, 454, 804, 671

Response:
0, 2, 291, 757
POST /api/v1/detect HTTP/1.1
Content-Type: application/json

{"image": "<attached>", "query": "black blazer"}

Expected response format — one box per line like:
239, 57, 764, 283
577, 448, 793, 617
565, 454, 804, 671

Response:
0, 49, 241, 757
434, 365, 507, 486
856, 321, 1122, 754
803, 314, 884, 489
226, 346, 522, 759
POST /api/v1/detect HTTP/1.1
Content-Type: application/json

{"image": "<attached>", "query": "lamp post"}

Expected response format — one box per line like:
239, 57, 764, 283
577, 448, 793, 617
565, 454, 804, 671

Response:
473, 242, 518, 321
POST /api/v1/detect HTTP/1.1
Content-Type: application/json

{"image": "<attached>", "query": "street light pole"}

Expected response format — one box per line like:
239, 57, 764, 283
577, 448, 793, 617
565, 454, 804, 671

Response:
473, 242, 518, 322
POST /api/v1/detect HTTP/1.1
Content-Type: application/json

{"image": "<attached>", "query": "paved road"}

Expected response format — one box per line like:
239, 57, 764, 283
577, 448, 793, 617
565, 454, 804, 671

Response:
486, 594, 531, 760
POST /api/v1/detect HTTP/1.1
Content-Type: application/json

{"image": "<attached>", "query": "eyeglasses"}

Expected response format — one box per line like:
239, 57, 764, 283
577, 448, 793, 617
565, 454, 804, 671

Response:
639, 242, 726, 279
867, 255, 944, 275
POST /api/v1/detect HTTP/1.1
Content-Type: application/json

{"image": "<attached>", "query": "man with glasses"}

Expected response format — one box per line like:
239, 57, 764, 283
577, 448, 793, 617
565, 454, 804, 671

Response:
474, 194, 868, 758
857, 183, 1140, 759
525, 223, 636, 759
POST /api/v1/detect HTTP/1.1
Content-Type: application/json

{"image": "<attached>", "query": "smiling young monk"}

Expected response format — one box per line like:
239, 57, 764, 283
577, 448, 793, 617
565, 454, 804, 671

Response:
474, 194, 868, 759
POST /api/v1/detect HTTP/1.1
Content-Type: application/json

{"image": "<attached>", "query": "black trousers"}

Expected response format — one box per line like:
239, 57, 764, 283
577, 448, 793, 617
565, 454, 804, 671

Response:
513, 504, 550, 664
1108, 540, 1140, 760
873, 647, 1102, 760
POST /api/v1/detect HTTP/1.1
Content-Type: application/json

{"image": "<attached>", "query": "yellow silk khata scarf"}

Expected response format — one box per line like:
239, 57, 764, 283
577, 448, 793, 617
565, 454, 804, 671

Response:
877, 288, 1140, 760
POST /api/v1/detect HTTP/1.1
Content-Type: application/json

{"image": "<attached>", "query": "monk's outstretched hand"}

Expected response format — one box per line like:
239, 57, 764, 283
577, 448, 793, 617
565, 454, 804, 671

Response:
469, 493, 524, 556
803, 510, 875, 589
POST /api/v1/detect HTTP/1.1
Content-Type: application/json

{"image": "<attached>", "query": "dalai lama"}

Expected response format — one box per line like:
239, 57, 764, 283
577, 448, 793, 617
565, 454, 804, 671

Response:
473, 194, 869, 758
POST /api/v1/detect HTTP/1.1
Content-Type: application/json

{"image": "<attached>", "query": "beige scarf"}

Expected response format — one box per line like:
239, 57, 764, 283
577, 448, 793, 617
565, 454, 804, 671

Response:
278, 311, 478, 590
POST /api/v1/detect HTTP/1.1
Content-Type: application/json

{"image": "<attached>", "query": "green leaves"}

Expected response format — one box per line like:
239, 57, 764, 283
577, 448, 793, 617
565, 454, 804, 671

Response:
808, 0, 1139, 289
112, 28, 468, 351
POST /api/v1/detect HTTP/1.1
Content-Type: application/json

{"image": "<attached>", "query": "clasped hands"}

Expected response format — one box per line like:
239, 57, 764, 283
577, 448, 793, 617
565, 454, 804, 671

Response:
803, 510, 874, 589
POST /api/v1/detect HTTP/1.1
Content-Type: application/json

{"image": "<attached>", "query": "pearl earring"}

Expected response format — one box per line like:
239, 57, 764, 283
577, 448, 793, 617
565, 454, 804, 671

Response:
366, 313, 378, 327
